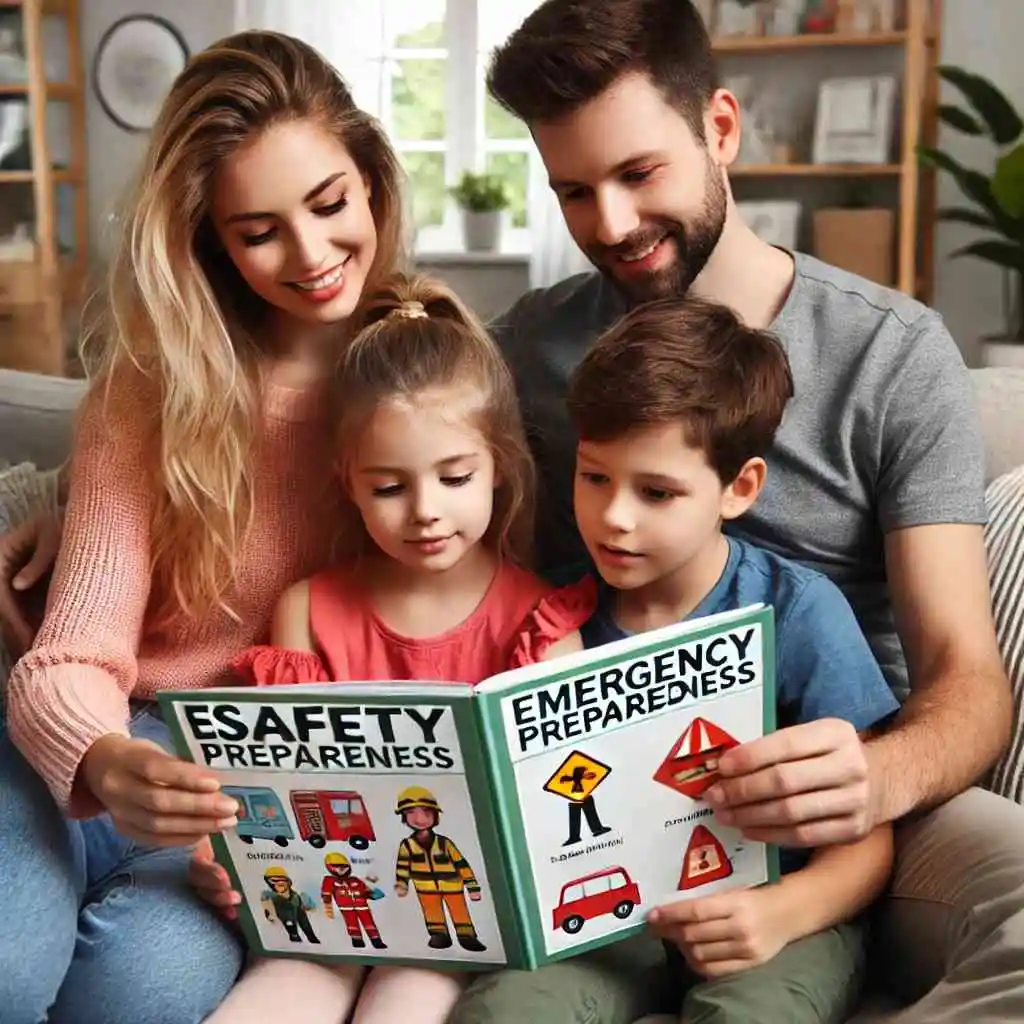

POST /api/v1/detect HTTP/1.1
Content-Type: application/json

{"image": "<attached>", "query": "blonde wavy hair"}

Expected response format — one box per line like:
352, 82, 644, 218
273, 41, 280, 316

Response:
82, 30, 406, 624
335, 273, 536, 568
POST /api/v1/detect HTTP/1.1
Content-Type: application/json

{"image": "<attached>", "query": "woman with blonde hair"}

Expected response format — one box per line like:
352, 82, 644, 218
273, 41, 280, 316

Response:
0, 29, 405, 1023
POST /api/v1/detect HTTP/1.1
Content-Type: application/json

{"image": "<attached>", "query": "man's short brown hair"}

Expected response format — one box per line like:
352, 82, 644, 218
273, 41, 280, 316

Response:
567, 297, 794, 484
487, 0, 717, 140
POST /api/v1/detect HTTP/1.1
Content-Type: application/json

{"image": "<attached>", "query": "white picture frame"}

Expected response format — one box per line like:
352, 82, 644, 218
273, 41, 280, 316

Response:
812, 76, 896, 165
736, 200, 802, 252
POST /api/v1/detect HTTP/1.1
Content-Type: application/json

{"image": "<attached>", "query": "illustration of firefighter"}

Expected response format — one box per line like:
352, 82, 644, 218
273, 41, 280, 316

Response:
393, 786, 487, 952
321, 852, 387, 950
260, 866, 320, 944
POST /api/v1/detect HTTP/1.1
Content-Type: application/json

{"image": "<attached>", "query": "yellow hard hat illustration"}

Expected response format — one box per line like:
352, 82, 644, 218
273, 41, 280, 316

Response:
324, 852, 350, 868
395, 785, 442, 816
264, 865, 290, 881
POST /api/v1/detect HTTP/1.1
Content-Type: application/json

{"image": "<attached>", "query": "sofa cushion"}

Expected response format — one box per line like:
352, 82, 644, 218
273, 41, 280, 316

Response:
0, 369, 86, 471
984, 464, 1024, 802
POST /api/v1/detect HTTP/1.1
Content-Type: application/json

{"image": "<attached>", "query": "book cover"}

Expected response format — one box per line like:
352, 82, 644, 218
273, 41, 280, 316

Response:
158, 602, 777, 971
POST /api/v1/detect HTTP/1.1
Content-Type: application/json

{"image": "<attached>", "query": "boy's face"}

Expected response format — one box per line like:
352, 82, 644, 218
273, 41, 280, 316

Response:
574, 423, 741, 592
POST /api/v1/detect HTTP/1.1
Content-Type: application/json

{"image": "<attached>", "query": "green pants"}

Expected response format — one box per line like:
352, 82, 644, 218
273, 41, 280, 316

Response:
449, 921, 866, 1024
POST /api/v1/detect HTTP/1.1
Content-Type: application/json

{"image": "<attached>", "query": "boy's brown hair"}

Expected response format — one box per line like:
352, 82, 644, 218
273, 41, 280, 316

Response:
567, 296, 794, 484
487, 0, 717, 142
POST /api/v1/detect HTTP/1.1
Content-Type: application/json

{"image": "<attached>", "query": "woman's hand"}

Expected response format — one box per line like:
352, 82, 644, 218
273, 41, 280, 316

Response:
190, 836, 242, 920
0, 512, 62, 656
80, 734, 239, 847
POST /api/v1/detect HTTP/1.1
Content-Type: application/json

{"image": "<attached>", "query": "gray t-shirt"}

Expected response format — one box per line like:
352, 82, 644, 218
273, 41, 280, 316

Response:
491, 252, 987, 701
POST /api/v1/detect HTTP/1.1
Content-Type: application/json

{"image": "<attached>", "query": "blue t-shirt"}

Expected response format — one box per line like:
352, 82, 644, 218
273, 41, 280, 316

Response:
581, 536, 900, 872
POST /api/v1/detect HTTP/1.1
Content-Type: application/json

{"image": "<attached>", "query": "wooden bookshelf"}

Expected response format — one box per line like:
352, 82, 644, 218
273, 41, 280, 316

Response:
730, 163, 902, 177
0, 0, 87, 374
712, 0, 942, 300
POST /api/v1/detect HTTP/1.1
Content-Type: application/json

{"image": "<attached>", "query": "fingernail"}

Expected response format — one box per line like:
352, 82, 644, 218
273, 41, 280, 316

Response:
715, 809, 734, 825
217, 817, 238, 829
705, 785, 723, 805
215, 798, 238, 815
230, 892, 242, 904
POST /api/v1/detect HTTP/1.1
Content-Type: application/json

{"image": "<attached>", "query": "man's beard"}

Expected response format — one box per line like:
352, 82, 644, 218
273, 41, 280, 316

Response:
588, 163, 727, 305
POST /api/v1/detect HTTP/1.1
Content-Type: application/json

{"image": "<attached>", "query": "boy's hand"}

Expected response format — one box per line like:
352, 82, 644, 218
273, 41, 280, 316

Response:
81, 735, 238, 847
190, 836, 242, 920
647, 886, 790, 978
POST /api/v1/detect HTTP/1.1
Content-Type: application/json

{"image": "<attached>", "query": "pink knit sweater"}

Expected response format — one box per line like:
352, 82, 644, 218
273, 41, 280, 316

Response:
6, 374, 339, 816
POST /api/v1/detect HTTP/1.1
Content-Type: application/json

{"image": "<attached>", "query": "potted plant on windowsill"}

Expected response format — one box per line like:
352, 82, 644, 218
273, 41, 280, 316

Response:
919, 65, 1024, 368
449, 171, 510, 253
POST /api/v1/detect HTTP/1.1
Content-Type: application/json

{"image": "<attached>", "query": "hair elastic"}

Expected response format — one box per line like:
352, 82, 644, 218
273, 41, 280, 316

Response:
389, 300, 429, 320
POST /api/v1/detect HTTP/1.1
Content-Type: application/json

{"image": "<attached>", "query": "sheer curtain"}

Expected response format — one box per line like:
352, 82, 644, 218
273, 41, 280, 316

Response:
232, 0, 384, 116
526, 149, 590, 289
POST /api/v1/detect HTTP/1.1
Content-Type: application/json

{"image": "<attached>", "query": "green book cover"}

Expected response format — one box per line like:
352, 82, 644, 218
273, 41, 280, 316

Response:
158, 602, 777, 972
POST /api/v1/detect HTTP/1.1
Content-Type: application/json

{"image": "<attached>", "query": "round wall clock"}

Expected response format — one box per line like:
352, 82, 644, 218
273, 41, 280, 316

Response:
93, 15, 190, 133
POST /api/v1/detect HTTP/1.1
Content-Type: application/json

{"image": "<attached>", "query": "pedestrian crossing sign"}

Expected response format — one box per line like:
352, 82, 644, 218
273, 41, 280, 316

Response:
543, 750, 612, 803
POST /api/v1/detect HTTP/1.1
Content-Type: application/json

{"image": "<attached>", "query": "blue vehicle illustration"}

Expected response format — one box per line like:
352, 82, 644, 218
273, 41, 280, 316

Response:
224, 786, 294, 848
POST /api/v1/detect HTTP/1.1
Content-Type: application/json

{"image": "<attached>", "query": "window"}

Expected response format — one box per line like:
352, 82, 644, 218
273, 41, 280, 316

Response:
341, 0, 542, 253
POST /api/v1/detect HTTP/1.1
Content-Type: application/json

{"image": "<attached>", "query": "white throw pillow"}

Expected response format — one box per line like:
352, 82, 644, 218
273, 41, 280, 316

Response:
984, 465, 1024, 802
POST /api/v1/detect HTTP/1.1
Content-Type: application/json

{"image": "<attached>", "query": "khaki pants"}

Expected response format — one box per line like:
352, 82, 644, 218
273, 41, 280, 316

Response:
450, 788, 1024, 1024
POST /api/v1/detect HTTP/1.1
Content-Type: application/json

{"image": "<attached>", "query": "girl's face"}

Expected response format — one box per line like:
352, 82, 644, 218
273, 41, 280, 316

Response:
347, 386, 498, 575
210, 118, 378, 326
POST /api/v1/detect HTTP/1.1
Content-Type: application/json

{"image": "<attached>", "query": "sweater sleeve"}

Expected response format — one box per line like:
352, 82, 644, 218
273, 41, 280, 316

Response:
6, 376, 156, 816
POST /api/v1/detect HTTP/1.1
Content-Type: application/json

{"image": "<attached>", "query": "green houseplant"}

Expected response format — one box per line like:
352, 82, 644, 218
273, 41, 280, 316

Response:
919, 65, 1024, 363
449, 171, 510, 252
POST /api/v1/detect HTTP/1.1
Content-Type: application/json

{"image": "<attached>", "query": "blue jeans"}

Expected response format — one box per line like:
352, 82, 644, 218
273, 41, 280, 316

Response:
0, 704, 244, 1024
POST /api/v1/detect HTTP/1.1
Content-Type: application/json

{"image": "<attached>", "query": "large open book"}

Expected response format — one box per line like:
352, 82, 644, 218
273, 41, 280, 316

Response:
159, 603, 778, 971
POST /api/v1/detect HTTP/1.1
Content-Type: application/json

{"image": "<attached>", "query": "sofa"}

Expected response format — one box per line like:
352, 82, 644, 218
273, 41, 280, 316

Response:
2, 365, 1023, 1023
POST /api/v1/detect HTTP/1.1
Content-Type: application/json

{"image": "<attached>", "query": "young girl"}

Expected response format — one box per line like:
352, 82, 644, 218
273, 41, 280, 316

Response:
0, 30, 407, 1024
209, 271, 594, 1024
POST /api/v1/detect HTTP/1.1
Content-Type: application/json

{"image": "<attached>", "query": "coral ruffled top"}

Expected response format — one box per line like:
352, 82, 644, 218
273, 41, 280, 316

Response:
232, 564, 596, 687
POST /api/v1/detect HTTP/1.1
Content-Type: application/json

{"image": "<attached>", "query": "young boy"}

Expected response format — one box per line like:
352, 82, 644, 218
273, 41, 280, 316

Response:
566, 296, 900, 1024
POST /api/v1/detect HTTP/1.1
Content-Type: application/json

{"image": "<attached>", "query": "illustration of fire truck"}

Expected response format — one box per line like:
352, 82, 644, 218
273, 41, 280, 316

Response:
289, 790, 376, 850
551, 866, 641, 935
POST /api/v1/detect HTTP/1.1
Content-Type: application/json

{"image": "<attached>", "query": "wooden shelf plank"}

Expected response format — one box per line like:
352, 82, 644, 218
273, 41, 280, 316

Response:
712, 31, 906, 53
730, 163, 902, 177
0, 167, 81, 183
0, 82, 76, 98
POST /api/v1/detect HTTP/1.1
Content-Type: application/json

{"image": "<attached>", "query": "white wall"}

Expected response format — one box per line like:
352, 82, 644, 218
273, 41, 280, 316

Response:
83, 1, 234, 264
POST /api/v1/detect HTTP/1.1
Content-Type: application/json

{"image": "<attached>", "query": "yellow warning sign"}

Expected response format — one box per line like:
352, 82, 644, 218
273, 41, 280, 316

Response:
543, 750, 612, 803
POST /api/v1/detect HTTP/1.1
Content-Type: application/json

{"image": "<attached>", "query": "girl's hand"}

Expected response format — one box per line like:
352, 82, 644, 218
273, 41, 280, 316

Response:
647, 885, 791, 978
190, 836, 242, 920
0, 512, 62, 656
80, 734, 238, 847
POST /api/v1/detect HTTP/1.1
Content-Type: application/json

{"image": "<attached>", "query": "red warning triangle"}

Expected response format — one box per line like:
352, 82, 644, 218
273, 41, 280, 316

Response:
653, 717, 739, 799
678, 824, 733, 890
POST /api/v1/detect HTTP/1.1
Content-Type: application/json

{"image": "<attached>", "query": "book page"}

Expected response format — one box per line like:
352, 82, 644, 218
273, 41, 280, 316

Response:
165, 692, 506, 966
491, 608, 774, 960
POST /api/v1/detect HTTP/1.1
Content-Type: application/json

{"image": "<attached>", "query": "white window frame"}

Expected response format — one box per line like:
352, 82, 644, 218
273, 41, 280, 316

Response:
376, 0, 533, 255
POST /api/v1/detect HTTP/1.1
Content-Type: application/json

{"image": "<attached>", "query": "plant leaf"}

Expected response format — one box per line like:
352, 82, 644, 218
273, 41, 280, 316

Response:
936, 206, 997, 229
938, 104, 984, 135
920, 146, 1020, 237
949, 239, 1024, 272
938, 66, 1023, 145
992, 143, 1024, 220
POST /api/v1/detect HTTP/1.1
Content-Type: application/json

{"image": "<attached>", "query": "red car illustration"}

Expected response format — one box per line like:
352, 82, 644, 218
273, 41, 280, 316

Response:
551, 866, 641, 935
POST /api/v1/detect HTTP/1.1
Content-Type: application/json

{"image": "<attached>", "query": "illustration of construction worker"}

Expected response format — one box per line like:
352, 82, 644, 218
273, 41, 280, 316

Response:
260, 866, 319, 944
321, 852, 387, 950
393, 786, 487, 952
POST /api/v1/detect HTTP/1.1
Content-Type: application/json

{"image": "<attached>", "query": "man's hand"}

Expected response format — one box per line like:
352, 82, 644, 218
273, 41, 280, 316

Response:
705, 719, 877, 847
190, 836, 242, 920
0, 512, 62, 656
81, 735, 238, 847
469, 890, 482, 902
647, 886, 791, 978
